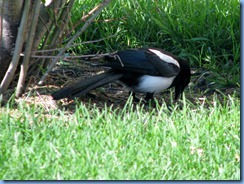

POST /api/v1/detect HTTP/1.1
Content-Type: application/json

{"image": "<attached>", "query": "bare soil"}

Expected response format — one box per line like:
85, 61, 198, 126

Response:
8, 59, 240, 113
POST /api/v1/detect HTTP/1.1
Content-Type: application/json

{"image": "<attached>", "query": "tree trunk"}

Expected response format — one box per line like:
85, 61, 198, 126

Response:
0, 0, 112, 98
0, 0, 24, 81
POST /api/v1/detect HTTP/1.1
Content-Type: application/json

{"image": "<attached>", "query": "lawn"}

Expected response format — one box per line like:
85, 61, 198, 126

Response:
0, 94, 240, 180
0, 0, 240, 180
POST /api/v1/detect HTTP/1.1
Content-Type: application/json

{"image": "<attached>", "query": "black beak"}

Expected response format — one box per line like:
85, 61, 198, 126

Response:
174, 84, 184, 102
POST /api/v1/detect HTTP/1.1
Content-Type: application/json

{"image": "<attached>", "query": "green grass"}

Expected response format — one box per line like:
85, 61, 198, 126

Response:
0, 0, 240, 180
0, 94, 240, 180
72, 0, 240, 61
70, 0, 240, 89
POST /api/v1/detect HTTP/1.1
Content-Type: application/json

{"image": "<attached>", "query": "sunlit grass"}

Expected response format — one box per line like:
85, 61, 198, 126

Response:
0, 0, 240, 180
0, 94, 240, 180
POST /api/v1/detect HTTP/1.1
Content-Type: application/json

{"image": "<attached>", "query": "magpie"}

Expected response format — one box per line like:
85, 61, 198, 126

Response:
51, 48, 191, 102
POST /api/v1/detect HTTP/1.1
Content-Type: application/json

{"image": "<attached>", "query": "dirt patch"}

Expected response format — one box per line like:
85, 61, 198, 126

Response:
12, 59, 240, 113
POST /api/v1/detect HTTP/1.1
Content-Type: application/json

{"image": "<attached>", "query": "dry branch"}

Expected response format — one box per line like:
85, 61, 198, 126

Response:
34, 34, 117, 53
0, 0, 30, 95
64, 2, 102, 37
31, 0, 64, 54
38, 0, 112, 85
36, 0, 75, 75
0, 0, 4, 42
30, 52, 114, 59
16, 0, 42, 97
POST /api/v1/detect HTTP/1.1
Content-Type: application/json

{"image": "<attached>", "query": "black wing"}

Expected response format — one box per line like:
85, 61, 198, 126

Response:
103, 48, 180, 77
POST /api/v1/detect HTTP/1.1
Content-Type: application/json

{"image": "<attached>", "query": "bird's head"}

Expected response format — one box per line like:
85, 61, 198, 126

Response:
174, 59, 191, 101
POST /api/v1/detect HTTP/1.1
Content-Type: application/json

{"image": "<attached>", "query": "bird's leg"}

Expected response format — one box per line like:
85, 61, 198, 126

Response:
145, 93, 154, 101
145, 93, 156, 106
129, 91, 141, 102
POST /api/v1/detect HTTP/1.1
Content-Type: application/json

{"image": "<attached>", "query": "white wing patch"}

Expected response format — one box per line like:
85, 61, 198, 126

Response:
135, 75, 175, 93
148, 49, 180, 68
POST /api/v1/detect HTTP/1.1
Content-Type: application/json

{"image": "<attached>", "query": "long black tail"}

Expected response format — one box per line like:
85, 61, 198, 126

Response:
51, 71, 123, 100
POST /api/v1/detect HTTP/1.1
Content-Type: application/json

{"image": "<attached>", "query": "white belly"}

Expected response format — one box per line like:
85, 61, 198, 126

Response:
135, 75, 175, 93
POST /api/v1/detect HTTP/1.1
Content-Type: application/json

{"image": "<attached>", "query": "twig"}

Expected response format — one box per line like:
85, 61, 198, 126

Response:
75, 17, 127, 23
0, 0, 30, 95
38, 0, 112, 85
35, 0, 75, 77
16, 0, 41, 97
64, 2, 101, 37
30, 52, 113, 59
115, 55, 124, 67
51, 0, 75, 46
0, 0, 4, 44
34, 34, 117, 53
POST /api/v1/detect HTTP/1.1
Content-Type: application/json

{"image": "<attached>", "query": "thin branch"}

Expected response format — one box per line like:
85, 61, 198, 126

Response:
0, 0, 4, 44
0, 0, 30, 95
34, 0, 75, 77
38, 0, 112, 85
76, 17, 127, 23
16, 0, 41, 97
65, 17, 126, 38
54, 0, 75, 45
40, 1, 71, 50
34, 34, 117, 53
30, 52, 114, 59
31, 0, 65, 53
65, 2, 101, 37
